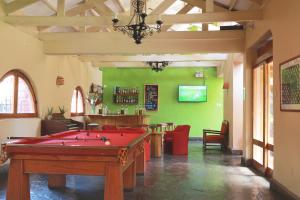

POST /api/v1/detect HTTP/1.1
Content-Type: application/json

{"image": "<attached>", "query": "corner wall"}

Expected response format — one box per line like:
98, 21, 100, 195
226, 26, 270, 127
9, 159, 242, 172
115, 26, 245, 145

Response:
223, 54, 244, 151
245, 0, 300, 196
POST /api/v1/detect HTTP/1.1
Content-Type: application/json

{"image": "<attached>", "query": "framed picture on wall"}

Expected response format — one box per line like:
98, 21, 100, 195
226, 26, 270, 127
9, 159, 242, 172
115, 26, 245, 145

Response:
144, 84, 159, 111
280, 55, 300, 111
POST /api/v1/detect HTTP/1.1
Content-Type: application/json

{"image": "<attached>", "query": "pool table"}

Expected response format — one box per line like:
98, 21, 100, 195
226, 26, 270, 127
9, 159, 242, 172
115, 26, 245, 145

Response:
2, 130, 150, 200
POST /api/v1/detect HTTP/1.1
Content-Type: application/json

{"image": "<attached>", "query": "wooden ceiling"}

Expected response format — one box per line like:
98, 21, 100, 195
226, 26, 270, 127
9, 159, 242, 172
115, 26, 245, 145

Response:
0, 0, 265, 67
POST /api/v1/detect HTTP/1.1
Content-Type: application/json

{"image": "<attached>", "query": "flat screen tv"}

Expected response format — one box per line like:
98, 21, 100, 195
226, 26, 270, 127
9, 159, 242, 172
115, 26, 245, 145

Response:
178, 85, 207, 102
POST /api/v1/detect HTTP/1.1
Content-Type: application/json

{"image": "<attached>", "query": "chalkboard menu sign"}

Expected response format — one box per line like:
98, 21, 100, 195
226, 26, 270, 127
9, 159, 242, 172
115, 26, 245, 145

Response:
144, 84, 159, 111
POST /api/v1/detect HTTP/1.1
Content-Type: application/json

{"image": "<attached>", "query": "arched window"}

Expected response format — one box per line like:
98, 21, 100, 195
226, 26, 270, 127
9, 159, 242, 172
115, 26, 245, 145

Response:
0, 70, 37, 118
71, 86, 85, 116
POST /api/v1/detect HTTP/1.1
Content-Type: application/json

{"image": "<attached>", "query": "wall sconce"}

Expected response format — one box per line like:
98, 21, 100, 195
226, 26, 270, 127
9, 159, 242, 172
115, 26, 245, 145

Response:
56, 76, 64, 86
223, 82, 229, 90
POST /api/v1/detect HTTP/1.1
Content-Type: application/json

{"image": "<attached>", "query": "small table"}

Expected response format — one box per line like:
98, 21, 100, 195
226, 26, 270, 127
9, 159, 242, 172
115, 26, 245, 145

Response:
151, 132, 164, 158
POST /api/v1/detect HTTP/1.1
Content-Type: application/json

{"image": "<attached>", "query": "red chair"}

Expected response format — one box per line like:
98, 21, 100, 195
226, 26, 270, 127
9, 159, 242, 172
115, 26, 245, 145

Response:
203, 120, 229, 151
164, 125, 191, 155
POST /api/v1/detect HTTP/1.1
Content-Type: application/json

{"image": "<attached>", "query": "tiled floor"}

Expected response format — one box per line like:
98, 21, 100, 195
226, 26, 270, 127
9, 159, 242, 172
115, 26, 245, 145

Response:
0, 142, 283, 200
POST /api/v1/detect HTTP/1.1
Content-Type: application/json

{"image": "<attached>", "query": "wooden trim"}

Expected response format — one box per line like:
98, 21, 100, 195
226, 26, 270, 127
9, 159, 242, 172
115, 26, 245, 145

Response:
253, 139, 264, 147
70, 112, 85, 117
265, 167, 273, 178
252, 159, 265, 174
266, 143, 274, 151
13, 75, 18, 114
252, 57, 275, 177
0, 113, 37, 118
0, 69, 38, 119
255, 54, 272, 67
257, 40, 273, 58
279, 55, 300, 112
270, 179, 300, 200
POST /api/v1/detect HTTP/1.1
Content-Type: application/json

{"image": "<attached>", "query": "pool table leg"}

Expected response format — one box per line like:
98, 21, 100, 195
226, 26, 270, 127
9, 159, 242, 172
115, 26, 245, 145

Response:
105, 162, 124, 200
136, 152, 144, 176
48, 174, 66, 188
6, 159, 30, 200
123, 161, 136, 191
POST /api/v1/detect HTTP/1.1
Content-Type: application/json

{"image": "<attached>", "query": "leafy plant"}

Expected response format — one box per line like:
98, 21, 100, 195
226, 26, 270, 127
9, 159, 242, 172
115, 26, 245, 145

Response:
58, 106, 66, 114
47, 107, 53, 116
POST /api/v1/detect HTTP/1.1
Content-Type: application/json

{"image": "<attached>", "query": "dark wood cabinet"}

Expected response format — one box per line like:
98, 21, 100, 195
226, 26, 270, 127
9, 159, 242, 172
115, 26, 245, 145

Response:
41, 119, 84, 136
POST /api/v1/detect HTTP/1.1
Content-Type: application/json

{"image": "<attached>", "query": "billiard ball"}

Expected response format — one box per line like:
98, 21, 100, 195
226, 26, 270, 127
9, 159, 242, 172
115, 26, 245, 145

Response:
96, 134, 101, 138
105, 140, 111, 145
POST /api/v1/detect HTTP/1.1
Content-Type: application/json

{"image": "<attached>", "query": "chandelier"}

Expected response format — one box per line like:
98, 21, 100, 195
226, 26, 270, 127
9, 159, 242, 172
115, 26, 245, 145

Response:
147, 61, 169, 72
112, 0, 163, 44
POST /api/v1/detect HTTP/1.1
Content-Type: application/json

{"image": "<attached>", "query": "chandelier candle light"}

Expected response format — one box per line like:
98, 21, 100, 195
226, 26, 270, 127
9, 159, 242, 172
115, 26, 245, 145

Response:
112, 0, 163, 44
147, 61, 169, 72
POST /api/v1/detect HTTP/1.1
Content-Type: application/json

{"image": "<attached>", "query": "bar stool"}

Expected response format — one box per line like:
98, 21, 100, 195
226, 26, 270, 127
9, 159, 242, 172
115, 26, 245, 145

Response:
149, 124, 158, 133
166, 123, 175, 131
157, 123, 167, 132
139, 124, 150, 132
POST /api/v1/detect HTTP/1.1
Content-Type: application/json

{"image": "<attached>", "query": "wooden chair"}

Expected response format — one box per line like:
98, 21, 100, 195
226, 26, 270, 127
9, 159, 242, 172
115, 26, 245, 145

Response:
203, 120, 229, 151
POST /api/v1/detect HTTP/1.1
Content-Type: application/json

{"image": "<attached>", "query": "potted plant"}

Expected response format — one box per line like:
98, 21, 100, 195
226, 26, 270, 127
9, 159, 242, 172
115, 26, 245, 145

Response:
59, 106, 66, 118
46, 107, 53, 120
86, 92, 101, 114
52, 106, 66, 120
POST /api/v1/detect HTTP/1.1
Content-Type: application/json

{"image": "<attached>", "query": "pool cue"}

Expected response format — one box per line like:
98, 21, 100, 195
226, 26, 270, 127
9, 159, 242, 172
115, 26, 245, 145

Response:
7, 136, 108, 141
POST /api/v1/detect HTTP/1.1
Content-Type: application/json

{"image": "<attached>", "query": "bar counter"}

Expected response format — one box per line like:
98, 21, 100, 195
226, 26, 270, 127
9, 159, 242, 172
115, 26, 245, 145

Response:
88, 114, 150, 127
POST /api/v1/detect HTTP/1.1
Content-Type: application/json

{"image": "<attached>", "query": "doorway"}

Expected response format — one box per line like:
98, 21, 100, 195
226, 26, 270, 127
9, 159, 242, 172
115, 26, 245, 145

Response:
252, 58, 274, 177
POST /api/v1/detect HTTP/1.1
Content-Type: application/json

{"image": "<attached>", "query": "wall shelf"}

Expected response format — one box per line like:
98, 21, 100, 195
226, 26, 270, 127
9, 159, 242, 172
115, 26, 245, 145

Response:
113, 86, 139, 104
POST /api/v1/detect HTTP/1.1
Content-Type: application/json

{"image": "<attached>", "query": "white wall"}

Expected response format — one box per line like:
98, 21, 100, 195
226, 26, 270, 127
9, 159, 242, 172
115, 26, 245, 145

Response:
244, 0, 300, 196
0, 21, 102, 142
223, 54, 244, 151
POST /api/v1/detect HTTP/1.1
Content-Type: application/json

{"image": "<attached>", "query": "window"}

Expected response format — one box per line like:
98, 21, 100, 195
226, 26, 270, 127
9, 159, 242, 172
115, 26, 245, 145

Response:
71, 86, 85, 116
0, 70, 37, 118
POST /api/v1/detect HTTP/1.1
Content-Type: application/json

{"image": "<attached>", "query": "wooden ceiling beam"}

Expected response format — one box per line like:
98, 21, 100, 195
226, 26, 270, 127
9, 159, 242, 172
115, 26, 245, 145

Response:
89, 0, 114, 16
38, 30, 244, 41
182, 0, 228, 12
38, 2, 95, 32
229, 0, 238, 10
1, 10, 262, 26
113, 0, 126, 13
5, 0, 38, 14
66, 3, 94, 16
79, 53, 229, 62
150, 0, 176, 15
91, 61, 223, 68
41, 0, 56, 13
0, 1, 7, 15
43, 38, 244, 54
57, 0, 66, 16
161, 4, 193, 31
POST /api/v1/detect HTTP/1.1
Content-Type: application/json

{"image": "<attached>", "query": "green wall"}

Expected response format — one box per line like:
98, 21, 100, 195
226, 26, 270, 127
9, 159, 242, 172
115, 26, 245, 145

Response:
102, 67, 223, 137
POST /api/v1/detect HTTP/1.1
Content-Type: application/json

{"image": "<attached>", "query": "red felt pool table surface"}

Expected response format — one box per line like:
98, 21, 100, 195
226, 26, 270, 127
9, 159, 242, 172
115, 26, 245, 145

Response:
11, 130, 142, 147
4, 130, 150, 200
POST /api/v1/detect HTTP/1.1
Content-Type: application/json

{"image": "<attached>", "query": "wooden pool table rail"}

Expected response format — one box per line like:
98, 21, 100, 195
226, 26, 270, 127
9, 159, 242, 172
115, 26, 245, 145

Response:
4, 132, 150, 200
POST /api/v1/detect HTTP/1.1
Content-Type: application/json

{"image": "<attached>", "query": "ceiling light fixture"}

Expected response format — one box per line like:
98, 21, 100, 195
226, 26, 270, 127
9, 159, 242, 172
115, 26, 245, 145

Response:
147, 61, 169, 72
112, 0, 163, 44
